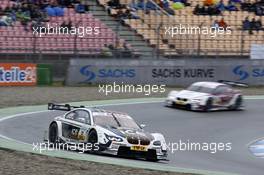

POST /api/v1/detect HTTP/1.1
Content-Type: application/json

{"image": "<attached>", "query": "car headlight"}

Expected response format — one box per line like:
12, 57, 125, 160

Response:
105, 134, 123, 142
153, 140, 161, 146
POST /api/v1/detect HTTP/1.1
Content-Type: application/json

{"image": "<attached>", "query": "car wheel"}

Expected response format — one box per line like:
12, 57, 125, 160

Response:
88, 130, 98, 151
186, 104, 192, 110
49, 122, 58, 144
204, 97, 213, 112
231, 95, 243, 110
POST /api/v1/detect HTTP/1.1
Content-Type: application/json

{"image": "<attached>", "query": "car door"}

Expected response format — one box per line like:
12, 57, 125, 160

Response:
62, 109, 92, 142
212, 86, 233, 106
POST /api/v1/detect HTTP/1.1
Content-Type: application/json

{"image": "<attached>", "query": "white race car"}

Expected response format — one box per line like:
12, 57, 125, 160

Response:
46, 103, 168, 161
165, 81, 244, 111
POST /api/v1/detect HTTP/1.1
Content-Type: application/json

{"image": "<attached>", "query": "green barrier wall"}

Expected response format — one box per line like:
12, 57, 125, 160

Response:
37, 64, 53, 85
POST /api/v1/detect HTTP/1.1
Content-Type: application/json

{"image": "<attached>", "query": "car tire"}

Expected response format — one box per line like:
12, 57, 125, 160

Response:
186, 104, 192, 110
204, 97, 213, 112
88, 130, 98, 152
49, 122, 58, 144
231, 95, 243, 110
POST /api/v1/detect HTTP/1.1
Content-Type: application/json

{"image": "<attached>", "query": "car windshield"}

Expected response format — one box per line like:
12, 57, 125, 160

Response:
93, 113, 119, 128
187, 85, 213, 94
114, 114, 140, 129
93, 112, 140, 129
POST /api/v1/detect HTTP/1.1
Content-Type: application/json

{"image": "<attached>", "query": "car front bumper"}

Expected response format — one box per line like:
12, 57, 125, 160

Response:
165, 99, 205, 111
101, 142, 168, 160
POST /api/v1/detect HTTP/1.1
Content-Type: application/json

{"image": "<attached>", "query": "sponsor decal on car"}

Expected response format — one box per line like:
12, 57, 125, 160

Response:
130, 145, 148, 152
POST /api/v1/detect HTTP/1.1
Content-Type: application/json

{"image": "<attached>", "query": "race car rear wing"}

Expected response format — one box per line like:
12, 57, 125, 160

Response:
48, 103, 85, 111
218, 80, 249, 87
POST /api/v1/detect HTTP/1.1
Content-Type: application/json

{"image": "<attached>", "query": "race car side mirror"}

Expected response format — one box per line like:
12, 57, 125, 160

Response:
140, 124, 146, 129
48, 103, 54, 110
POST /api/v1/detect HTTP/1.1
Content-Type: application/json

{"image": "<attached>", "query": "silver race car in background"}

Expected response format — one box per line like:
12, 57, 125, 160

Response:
165, 81, 244, 111
46, 103, 168, 161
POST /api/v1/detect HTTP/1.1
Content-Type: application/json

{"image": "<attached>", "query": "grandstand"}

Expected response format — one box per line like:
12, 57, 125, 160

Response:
99, 0, 264, 57
0, 0, 137, 58
0, 0, 264, 59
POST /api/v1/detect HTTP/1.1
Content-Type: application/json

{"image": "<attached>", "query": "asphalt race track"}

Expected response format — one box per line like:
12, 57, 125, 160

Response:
0, 99, 264, 175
